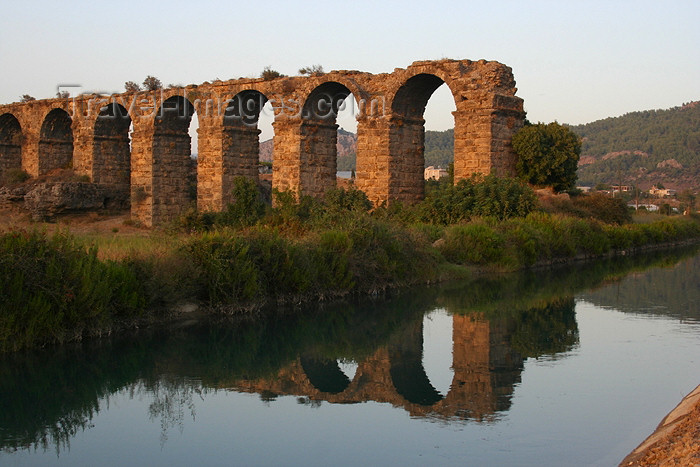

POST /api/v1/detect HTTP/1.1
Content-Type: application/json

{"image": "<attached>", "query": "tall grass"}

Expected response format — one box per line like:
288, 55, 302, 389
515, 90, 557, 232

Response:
436, 213, 700, 269
180, 216, 440, 306
0, 230, 147, 351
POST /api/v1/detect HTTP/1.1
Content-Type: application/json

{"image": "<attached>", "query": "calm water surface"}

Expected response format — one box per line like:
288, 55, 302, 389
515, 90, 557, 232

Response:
1, 248, 699, 467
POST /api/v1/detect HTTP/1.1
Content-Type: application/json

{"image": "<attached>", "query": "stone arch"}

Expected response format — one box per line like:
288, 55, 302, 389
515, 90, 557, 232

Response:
300, 355, 351, 394
390, 72, 458, 120
0, 113, 23, 180
151, 95, 196, 223
39, 108, 73, 175
93, 103, 131, 194
387, 73, 459, 202
297, 81, 355, 197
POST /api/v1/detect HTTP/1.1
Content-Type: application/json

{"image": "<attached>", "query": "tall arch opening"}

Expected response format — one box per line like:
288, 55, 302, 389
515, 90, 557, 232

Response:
152, 95, 196, 223
223, 90, 268, 200
390, 74, 457, 202
299, 81, 356, 197
257, 100, 275, 200
94, 103, 131, 199
423, 83, 456, 183
335, 92, 358, 181
39, 108, 73, 175
0, 113, 22, 183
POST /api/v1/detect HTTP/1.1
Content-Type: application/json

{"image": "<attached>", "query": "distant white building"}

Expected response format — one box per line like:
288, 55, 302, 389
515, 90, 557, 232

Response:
628, 202, 659, 212
424, 166, 448, 180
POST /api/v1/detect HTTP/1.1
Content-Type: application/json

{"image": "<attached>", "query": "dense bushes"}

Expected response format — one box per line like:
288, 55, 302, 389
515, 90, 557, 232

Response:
181, 216, 439, 306
1, 168, 30, 185
175, 176, 267, 232
541, 192, 632, 225
0, 231, 147, 351
436, 213, 700, 269
418, 174, 538, 224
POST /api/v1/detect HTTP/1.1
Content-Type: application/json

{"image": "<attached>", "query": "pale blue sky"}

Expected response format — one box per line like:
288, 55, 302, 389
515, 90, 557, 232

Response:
1, 0, 698, 132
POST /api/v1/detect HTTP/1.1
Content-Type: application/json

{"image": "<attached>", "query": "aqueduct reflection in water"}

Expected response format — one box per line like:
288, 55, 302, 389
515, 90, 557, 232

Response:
231, 305, 576, 421
2, 246, 698, 454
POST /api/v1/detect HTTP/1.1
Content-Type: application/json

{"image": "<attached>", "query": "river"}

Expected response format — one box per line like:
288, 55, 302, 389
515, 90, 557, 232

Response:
1, 247, 699, 466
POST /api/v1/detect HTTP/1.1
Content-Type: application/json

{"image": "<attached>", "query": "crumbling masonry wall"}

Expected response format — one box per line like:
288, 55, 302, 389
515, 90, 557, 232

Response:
0, 59, 525, 226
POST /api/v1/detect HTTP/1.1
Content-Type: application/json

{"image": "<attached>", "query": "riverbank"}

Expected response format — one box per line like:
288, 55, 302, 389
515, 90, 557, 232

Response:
2, 202, 700, 353
620, 384, 700, 466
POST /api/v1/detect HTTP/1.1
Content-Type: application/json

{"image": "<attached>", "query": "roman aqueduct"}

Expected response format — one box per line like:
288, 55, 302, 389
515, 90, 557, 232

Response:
0, 59, 525, 226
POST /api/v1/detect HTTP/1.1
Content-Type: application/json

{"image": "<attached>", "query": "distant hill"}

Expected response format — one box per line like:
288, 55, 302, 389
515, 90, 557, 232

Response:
570, 101, 700, 191
424, 129, 453, 169
256, 101, 700, 191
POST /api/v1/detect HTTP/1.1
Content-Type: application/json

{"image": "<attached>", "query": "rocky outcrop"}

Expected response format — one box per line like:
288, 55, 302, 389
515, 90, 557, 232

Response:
0, 185, 29, 206
1, 182, 129, 221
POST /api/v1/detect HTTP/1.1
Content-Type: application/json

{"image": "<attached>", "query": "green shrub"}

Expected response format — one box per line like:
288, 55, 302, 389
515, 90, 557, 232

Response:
344, 216, 436, 290
499, 218, 543, 266
371, 200, 421, 225
174, 177, 267, 232
571, 193, 632, 225
419, 174, 537, 224
269, 190, 323, 231
313, 230, 355, 292
180, 232, 260, 303
0, 231, 146, 351
220, 176, 267, 227
438, 222, 506, 265
174, 207, 217, 233
323, 187, 372, 213
243, 228, 312, 297
2, 168, 30, 185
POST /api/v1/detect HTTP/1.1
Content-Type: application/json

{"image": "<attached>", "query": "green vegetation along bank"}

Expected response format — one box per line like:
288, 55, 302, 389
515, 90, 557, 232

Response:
2, 176, 700, 352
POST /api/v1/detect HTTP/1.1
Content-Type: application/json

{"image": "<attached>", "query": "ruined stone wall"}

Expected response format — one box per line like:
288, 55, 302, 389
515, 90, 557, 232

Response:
0, 58, 525, 226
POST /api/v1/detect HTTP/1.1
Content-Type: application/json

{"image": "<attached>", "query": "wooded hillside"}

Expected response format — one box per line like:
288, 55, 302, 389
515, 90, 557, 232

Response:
255, 100, 699, 191
571, 101, 700, 190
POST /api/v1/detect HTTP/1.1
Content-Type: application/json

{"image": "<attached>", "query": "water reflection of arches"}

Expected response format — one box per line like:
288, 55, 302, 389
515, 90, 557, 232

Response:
231, 300, 579, 421
299, 356, 351, 394
388, 320, 443, 406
